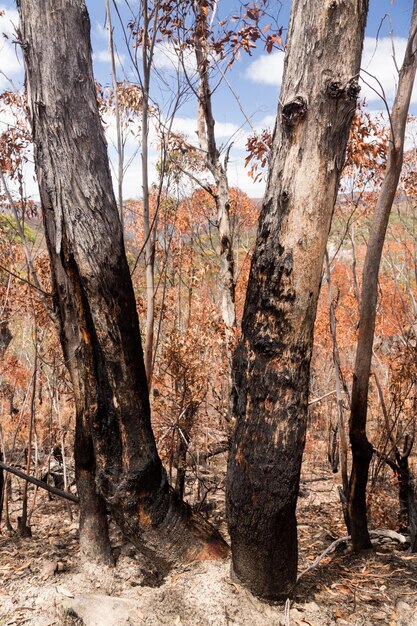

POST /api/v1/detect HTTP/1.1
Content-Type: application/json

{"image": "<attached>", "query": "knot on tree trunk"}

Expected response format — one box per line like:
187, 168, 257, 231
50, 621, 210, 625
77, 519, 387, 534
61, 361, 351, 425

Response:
346, 79, 361, 100
326, 80, 344, 99
282, 96, 307, 126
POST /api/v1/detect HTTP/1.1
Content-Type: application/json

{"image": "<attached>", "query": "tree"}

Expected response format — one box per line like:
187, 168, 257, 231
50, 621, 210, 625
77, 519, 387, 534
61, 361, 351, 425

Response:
347, 1, 417, 551
193, 2, 236, 336
226, 0, 369, 600
17, 0, 227, 568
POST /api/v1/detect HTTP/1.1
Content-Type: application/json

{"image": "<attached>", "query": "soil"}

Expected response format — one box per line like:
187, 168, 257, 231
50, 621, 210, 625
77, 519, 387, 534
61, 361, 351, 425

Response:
1, 456, 417, 626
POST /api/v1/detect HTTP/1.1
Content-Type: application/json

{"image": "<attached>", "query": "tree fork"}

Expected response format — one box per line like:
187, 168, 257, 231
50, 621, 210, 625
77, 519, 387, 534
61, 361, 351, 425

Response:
18, 0, 228, 570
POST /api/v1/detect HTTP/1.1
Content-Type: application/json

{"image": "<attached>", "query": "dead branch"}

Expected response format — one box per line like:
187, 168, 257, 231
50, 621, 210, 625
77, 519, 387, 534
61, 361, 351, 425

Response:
297, 529, 408, 582
0, 460, 79, 504
308, 389, 337, 406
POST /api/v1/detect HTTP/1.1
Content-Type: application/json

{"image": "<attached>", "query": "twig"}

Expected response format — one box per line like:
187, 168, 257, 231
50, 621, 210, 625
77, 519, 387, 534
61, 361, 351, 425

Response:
0, 262, 51, 296
297, 530, 408, 582
308, 389, 337, 406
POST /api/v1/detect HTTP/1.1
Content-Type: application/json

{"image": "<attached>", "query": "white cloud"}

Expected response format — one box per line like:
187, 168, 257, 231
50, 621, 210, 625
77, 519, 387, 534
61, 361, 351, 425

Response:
153, 42, 197, 75
172, 116, 241, 141
227, 160, 265, 198
94, 20, 108, 41
360, 36, 407, 103
245, 50, 284, 87
244, 36, 417, 106
257, 113, 276, 128
0, 5, 22, 90
93, 49, 126, 66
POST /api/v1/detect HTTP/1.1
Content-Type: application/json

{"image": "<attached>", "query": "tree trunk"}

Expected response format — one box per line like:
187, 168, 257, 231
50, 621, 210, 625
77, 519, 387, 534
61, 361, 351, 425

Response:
347, 2, 417, 552
0, 321, 12, 356
17, 346, 37, 538
194, 8, 236, 335
226, 0, 368, 600
18, 0, 227, 570
193, 6, 236, 425
175, 401, 198, 500
141, 2, 156, 388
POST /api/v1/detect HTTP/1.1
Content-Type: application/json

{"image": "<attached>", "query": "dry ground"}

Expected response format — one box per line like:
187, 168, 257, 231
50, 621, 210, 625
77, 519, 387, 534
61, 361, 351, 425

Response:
1, 454, 417, 626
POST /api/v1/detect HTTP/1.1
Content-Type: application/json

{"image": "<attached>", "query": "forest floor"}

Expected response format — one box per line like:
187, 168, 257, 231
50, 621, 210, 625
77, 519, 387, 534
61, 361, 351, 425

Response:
1, 452, 417, 626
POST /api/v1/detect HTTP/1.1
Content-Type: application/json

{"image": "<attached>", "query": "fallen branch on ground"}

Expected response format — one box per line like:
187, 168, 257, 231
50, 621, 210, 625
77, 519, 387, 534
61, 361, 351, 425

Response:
0, 460, 79, 504
297, 529, 408, 582
300, 476, 332, 483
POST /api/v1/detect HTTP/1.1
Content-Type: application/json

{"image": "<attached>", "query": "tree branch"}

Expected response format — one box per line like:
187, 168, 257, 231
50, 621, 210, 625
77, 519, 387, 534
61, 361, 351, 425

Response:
0, 460, 79, 504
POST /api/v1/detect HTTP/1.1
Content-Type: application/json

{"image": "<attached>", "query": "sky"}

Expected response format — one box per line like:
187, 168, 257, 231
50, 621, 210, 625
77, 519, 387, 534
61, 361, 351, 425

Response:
0, 0, 415, 201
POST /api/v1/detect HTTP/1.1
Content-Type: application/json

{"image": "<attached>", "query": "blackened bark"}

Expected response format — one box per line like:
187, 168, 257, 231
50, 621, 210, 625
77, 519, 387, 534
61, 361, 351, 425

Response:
18, 0, 227, 569
408, 480, 417, 552
394, 437, 417, 550
0, 321, 12, 355
0, 323, 10, 528
226, 0, 368, 600
347, 1, 417, 552
42, 198, 113, 564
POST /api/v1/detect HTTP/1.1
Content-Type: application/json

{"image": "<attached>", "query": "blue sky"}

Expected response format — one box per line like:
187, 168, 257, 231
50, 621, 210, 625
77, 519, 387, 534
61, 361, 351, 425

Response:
0, 0, 415, 200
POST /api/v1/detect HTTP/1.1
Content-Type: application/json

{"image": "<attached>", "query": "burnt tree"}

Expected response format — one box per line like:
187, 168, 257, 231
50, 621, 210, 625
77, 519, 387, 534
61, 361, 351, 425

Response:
347, 0, 417, 551
226, 0, 369, 600
17, 0, 227, 569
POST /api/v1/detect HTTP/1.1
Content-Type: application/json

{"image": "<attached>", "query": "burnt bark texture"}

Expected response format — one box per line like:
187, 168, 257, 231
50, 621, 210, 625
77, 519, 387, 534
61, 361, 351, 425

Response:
226, 0, 368, 600
18, 0, 227, 570
347, 1, 417, 552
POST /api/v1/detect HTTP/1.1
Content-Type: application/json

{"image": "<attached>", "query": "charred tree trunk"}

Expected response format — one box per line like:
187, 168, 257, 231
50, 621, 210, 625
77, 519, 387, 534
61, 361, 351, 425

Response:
347, 2, 417, 552
408, 478, 417, 552
0, 321, 12, 356
0, 323, 11, 528
226, 1, 368, 600
18, 0, 227, 570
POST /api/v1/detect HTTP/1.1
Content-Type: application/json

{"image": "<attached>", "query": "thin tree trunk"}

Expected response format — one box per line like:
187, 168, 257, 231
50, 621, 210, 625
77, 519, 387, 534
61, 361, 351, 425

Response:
17, 344, 37, 537
142, 2, 156, 388
348, 2, 417, 552
194, 6, 236, 337
226, 0, 368, 600
193, 6, 236, 426
175, 402, 198, 500
18, 0, 227, 570
325, 251, 349, 522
